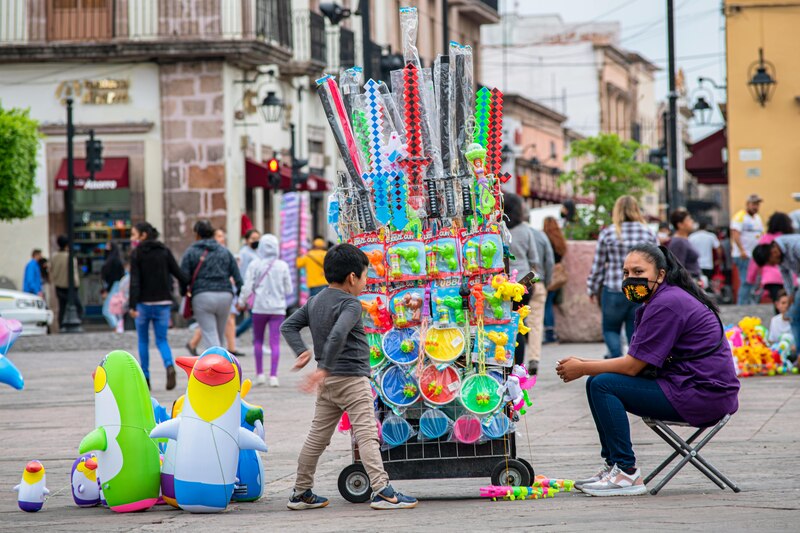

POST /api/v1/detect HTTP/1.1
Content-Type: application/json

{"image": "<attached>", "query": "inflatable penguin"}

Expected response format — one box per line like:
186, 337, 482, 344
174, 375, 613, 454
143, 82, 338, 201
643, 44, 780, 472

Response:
160, 395, 186, 509
79, 350, 161, 512
233, 378, 266, 502
14, 460, 49, 512
150, 347, 267, 513
71, 453, 100, 507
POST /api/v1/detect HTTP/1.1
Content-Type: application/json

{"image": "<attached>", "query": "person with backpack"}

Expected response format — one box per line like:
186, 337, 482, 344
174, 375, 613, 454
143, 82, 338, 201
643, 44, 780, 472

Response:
129, 222, 189, 390
296, 238, 328, 297
238, 234, 292, 386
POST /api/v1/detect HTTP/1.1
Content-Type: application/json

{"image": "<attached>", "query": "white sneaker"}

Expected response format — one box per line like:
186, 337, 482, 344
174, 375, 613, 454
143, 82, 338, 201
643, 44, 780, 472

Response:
256, 374, 266, 386
581, 464, 648, 497
269, 376, 279, 388
574, 463, 613, 492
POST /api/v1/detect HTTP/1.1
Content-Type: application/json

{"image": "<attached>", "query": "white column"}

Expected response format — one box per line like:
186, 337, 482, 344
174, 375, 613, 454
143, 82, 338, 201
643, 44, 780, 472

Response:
254, 186, 265, 232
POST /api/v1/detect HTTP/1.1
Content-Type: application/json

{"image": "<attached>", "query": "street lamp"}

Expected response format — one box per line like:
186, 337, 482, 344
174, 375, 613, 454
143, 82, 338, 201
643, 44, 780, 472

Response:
260, 91, 284, 123
748, 48, 777, 107
319, 2, 352, 25
691, 95, 713, 125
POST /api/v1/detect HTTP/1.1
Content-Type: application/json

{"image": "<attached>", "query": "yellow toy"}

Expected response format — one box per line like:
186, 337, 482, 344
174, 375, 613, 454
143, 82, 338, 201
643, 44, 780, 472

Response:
517, 305, 531, 335
491, 275, 526, 302
487, 331, 509, 362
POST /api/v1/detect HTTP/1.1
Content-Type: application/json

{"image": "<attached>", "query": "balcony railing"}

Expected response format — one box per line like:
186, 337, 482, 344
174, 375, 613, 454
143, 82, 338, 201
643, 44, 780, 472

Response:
479, 0, 499, 10
0, 0, 291, 48
339, 27, 355, 68
292, 9, 326, 65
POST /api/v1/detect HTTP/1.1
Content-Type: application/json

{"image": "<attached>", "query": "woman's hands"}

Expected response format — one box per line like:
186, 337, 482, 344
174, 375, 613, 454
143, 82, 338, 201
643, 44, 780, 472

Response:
556, 357, 586, 383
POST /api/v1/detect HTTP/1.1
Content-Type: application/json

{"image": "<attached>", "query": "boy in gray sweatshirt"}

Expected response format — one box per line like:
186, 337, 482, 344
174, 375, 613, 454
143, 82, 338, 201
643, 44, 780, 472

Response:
281, 244, 417, 510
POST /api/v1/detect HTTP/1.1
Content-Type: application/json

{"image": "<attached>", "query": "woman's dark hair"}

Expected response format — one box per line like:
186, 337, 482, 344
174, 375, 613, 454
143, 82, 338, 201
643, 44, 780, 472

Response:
561, 199, 576, 222
628, 242, 719, 313
193, 219, 214, 239
669, 208, 690, 229
244, 228, 260, 240
324, 243, 368, 283
767, 212, 794, 235
133, 221, 159, 241
503, 193, 525, 229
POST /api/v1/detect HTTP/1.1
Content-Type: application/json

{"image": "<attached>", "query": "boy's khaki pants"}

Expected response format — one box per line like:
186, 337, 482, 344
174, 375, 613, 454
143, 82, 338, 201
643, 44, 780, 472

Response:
295, 375, 389, 494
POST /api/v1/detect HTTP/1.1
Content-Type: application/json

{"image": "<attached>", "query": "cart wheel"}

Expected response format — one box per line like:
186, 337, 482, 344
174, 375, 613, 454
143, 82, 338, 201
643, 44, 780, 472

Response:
517, 458, 535, 480
491, 459, 531, 487
338, 463, 372, 503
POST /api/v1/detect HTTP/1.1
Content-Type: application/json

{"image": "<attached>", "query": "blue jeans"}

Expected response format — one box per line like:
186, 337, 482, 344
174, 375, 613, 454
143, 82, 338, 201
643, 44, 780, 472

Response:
790, 289, 800, 360
236, 312, 252, 337
601, 288, 640, 358
586, 374, 683, 469
135, 304, 173, 379
734, 256, 755, 305
544, 290, 557, 340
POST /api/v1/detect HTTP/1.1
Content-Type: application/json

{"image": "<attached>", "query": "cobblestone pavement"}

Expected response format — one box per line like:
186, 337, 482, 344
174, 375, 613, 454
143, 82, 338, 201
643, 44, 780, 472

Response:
1, 337, 798, 532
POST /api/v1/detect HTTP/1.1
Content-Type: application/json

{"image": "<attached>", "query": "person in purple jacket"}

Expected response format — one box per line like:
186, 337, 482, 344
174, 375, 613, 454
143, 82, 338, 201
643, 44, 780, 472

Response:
556, 243, 740, 497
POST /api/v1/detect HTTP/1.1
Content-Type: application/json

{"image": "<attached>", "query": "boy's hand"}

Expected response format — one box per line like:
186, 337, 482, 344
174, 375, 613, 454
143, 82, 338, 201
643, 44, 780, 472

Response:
299, 369, 328, 394
292, 350, 312, 371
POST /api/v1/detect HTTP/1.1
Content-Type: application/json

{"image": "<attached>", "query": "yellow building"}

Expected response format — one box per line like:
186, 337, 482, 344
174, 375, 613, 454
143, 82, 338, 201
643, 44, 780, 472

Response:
726, 1, 800, 215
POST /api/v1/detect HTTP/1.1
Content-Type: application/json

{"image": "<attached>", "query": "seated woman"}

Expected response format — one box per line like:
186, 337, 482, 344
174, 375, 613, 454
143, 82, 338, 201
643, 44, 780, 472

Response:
556, 243, 740, 497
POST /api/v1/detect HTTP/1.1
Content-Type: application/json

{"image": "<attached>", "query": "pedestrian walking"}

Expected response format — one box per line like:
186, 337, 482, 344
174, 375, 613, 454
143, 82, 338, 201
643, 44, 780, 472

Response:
128, 222, 188, 390
181, 220, 242, 351
50, 234, 82, 329
587, 196, 657, 359
296, 238, 329, 297
667, 209, 702, 279
100, 243, 125, 330
543, 216, 568, 344
235, 229, 261, 338
280, 244, 417, 510
238, 234, 292, 386
22, 249, 43, 297
730, 194, 765, 304
689, 221, 721, 280
747, 212, 796, 307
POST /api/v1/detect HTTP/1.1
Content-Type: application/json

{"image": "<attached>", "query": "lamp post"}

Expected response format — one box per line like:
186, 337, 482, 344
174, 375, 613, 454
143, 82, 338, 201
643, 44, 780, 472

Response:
666, 0, 680, 211
748, 48, 777, 107
62, 98, 82, 333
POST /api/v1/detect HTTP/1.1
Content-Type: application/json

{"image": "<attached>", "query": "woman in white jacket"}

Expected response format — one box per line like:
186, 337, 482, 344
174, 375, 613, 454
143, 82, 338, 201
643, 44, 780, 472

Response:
237, 234, 293, 386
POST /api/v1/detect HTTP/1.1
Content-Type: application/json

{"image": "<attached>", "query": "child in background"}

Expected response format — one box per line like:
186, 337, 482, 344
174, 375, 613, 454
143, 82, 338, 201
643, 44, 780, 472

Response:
769, 292, 796, 357
280, 244, 417, 510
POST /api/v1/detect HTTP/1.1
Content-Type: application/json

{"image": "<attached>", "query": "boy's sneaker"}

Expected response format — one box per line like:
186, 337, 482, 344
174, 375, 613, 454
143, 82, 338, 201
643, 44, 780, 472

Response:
287, 489, 329, 510
581, 465, 648, 497
574, 463, 613, 492
370, 485, 417, 510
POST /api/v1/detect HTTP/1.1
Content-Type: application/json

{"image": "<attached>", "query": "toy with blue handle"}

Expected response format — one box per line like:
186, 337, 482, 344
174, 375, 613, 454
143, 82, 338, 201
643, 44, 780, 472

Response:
0, 317, 24, 390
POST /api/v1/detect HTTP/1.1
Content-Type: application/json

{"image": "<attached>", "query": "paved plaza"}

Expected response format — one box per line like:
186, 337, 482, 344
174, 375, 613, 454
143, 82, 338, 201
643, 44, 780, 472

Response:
1, 333, 799, 531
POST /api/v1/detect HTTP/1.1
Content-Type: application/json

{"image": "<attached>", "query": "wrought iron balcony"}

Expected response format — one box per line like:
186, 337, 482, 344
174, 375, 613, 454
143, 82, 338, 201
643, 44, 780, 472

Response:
286, 9, 326, 75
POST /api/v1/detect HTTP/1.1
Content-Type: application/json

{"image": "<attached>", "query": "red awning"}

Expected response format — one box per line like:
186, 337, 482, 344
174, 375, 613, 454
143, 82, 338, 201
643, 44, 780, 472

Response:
686, 128, 727, 185
55, 157, 129, 190
245, 158, 329, 192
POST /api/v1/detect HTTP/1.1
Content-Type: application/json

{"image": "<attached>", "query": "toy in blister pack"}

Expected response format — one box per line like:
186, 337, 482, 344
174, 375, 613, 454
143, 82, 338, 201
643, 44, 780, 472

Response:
389, 287, 425, 328
462, 232, 502, 274
470, 282, 511, 325
382, 327, 420, 365
386, 233, 427, 281
471, 315, 519, 367
425, 234, 461, 278
431, 283, 466, 326
354, 233, 386, 284
359, 293, 391, 333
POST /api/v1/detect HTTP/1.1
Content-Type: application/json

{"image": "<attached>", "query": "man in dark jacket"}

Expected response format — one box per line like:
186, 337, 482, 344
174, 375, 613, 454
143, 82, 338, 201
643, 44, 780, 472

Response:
129, 222, 189, 390
181, 220, 243, 350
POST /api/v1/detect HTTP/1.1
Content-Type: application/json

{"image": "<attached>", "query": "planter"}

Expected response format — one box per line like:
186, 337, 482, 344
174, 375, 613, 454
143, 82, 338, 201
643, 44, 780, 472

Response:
554, 240, 603, 343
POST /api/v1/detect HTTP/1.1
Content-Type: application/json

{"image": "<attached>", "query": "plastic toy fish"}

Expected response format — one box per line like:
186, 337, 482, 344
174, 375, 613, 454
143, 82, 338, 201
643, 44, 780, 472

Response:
14, 460, 49, 512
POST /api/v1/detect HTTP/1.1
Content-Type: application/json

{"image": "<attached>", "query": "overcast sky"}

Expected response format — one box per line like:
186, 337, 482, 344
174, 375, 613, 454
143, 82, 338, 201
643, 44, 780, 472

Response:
507, 0, 726, 140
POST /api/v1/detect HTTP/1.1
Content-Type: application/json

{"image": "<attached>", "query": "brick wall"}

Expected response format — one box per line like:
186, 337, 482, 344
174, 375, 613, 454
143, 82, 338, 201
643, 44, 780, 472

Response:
160, 61, 226, 253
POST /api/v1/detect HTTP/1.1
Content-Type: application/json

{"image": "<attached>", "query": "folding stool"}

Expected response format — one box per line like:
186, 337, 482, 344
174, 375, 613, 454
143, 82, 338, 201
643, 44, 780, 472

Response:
642, 414, 741, 495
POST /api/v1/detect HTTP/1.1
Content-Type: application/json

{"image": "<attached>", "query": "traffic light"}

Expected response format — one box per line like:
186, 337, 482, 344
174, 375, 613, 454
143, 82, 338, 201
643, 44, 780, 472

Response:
85, 138, 104, 173
267, 157, 281, 190
291, 157, 309, 189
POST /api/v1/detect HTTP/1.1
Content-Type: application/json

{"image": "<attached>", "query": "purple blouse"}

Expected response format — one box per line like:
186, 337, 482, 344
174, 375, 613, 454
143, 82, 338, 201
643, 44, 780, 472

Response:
628, 284, 740, 427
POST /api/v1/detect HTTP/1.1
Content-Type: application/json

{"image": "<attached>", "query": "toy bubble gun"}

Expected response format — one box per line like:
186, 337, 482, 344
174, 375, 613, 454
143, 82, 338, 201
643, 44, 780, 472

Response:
393, 297, 408, 327
483, 289, 505, 320
436, 296, 466, 325
465, 241, 480, 272
395, 246, 421, 274
432, 243, 458, 271
425, 246, 438, 276
479, 485, 546, 500
480, 240, 498, 269
365, 249, 385, 277
361, 299, 388, 329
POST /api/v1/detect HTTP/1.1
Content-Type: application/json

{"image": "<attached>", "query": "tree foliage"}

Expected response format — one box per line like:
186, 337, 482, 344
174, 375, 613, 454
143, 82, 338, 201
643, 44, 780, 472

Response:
559, 133, 660, 240
0, 103, 40, 221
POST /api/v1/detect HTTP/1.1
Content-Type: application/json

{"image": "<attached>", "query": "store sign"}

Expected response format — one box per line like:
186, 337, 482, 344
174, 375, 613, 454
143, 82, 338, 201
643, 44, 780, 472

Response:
56, 178, 122, 190
55, 79, 131, 105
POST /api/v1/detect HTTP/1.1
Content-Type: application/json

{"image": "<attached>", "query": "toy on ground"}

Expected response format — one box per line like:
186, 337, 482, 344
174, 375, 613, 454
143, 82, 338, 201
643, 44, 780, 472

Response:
234, 378, 267, 502
14, 460, 49, 512
150, 348, 267, 513
731, 316, 796, 377
71, 453, 100, 507
79, 350, 161, 512
0, 317, 24, 390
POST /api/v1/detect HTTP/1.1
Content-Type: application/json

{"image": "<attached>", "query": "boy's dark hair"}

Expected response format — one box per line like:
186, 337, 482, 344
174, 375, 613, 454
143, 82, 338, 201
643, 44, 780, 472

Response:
193, 219, 215, 239
669, 209, 690, 229
31, 249, 42, 257
752, 243, 775, 267
324, 243, 368, 283
57, 235, 69, 250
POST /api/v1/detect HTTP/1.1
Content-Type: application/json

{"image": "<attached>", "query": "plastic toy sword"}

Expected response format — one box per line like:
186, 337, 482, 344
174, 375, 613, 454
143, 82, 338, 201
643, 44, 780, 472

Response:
454, 54, 474, 223
438, 55, 458, 219
363, 79, 396, 227
399, 62, 432, 223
